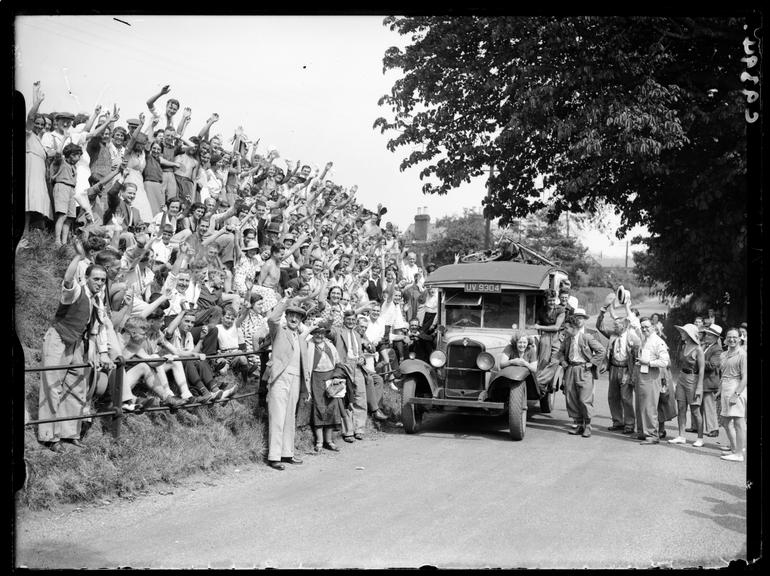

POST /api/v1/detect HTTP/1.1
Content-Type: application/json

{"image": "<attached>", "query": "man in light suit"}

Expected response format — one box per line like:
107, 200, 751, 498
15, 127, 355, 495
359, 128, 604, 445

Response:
265, 294, 311, 470
329, 310, 369, 441
558, 310, 605, 438
628, 315, 670, 444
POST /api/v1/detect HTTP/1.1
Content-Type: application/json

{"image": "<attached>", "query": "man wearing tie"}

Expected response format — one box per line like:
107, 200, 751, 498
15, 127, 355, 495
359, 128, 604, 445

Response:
596, 306, 636, 434
265, 293, 311, 470
558, 310, 605, 438
330, 310, 369, 441
39, 251, 114, 451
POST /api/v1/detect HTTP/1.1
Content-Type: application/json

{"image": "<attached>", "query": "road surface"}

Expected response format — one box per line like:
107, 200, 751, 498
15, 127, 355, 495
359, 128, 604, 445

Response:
16, 374, 747, 569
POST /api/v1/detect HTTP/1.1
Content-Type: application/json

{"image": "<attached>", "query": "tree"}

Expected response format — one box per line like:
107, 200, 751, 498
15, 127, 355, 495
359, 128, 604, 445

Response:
427, 208, 487, 266
375, 16, 748, 308
519, 210, 605, 286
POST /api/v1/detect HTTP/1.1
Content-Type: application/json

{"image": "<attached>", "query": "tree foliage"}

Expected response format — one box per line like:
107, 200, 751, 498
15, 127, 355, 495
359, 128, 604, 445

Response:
375, 16, 748, 306
427, 208, 488, 266
427, 209, 605, 289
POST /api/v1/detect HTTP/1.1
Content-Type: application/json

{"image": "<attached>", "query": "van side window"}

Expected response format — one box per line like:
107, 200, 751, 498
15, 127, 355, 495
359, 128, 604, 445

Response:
525, 294, 538, 328
483, 293, 520, 329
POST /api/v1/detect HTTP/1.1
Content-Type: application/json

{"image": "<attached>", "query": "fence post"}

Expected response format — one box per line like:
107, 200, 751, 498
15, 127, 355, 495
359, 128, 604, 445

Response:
111, 357, 124, 439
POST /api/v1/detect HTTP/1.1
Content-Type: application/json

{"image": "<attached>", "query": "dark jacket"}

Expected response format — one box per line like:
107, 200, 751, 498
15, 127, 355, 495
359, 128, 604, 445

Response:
702, 341, 723, 392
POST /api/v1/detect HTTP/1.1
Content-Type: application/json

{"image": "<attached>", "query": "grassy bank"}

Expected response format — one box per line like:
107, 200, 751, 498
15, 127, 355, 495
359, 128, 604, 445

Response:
16, 232, 401, 511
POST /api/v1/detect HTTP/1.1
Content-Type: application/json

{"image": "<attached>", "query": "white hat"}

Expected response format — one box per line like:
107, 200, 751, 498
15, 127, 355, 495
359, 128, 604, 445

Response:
675, 323, 701, 345
615, 285, 631, 305
572, 308, 589, 319
703, 324, 723, 338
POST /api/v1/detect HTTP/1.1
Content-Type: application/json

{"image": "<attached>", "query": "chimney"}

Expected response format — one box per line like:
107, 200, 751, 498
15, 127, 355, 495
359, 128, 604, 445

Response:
413, 209, 430, 242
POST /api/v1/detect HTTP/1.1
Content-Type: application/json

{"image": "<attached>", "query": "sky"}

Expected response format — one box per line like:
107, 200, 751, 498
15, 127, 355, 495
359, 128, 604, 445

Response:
15, 14, 643, 260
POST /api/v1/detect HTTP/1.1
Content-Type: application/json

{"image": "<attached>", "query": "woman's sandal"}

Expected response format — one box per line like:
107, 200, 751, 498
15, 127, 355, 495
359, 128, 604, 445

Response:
323, 442, 340, 452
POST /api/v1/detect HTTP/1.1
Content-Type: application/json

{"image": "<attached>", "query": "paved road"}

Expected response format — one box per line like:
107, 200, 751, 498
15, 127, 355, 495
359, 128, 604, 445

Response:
16, 375, 746, 569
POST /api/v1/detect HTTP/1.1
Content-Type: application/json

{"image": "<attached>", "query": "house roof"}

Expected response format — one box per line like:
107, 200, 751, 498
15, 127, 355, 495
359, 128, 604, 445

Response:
426, 262, 563, 290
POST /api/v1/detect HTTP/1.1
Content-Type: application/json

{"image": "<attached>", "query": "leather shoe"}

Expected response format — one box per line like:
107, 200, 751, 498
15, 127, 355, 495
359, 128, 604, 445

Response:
622, 429, 635, 435
659, 430, 667, 439
323, 442, 340, 452
568, 427, 585, 436
343, 435, 355, 443
685, 427, 696, 433
581, 426, 592, 438
707, 430, 719, 438
268, 461, 285, 470
639, 438, 660, 445
372, 409, 388, 421
607, 425, 624, 432
354, 433, 364, 440
281, 456, 303, 464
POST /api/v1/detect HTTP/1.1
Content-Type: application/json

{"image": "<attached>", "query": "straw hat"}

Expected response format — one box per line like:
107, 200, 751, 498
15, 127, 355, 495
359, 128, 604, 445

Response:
615, 285, 631, 305
675, 323, 701, 344
703, 324, 723, 339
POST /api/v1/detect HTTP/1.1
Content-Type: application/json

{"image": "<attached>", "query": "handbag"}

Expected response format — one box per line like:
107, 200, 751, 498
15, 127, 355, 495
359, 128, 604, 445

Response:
325, 378, 347, 398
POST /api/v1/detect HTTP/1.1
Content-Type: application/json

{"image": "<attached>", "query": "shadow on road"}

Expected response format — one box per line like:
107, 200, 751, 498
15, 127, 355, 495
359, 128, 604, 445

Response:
683, 507, 746, 534
681, 478, 746, 536
685, 478, 746, 500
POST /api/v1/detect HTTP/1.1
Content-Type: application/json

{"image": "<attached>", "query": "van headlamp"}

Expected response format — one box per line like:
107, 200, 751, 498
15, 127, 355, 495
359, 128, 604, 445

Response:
429, 350, 447, 368
476, 351, 495, 371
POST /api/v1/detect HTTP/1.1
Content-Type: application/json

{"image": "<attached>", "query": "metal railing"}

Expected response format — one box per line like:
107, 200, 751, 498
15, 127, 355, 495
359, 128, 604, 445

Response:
24, 348, 401, 439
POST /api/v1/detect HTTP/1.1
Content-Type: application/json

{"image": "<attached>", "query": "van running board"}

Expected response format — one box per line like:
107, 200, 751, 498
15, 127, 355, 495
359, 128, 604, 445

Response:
407, 397, 506, 410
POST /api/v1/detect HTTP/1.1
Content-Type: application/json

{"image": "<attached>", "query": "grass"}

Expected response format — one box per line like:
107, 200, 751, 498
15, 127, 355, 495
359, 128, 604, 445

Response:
16, 231, 401, 510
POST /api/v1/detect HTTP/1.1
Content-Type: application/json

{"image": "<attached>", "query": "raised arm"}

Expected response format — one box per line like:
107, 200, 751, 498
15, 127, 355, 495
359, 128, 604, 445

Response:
594, 308, 612, 339
25, 81, 45, 131
164, 308, 187, 340
82, 104, 101, 134
89, 110, 114, 141
146, 84, 171, 113
198, 113, 219, 141
123, 113, 145, 154
177, 107, 192, 137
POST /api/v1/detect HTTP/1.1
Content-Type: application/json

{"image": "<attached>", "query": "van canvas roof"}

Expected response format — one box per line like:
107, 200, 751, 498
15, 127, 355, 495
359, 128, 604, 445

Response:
426, 262, 563, 290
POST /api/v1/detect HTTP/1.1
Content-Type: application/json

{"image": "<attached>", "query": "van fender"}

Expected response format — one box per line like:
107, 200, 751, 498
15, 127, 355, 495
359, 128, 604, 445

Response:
398, 359, 438, 397
488, 366, 531, 400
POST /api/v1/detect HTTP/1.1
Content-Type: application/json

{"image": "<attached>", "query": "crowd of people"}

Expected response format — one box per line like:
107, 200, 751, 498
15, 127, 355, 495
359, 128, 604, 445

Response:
22, 80, 747, 467
23, 81, 440, 467
499, 282, 747, 463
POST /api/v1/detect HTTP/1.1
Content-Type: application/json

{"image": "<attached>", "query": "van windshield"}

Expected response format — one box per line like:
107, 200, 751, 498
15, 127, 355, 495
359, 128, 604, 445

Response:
442, 290, 534, 329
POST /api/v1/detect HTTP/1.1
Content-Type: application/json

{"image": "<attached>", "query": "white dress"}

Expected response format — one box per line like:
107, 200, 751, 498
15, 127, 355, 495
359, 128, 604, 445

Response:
125, 152, 154, 222
25, 130, 52, 218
